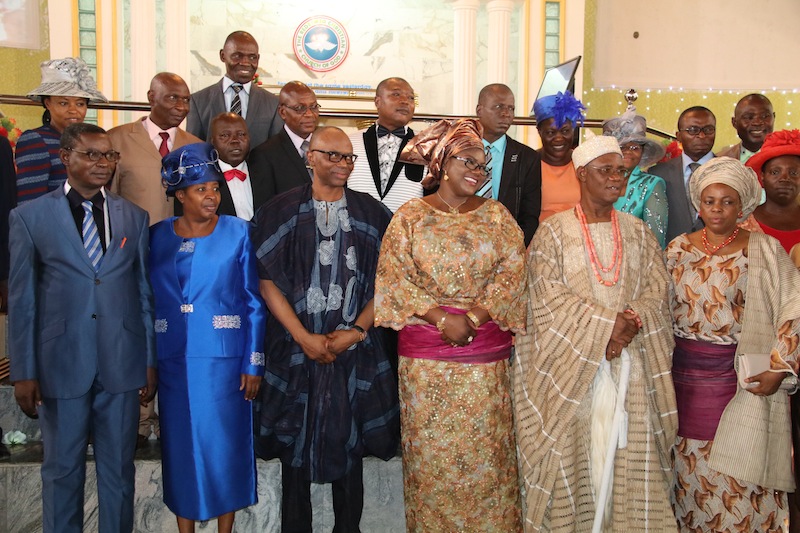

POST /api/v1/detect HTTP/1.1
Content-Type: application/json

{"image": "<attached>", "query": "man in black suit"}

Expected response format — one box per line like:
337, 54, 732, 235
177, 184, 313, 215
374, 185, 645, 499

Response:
202, 112, 269, 221
650, 106, 717, 242
187, 31, 282, 149
475, 83, 541, 245
248, 81, 318, 208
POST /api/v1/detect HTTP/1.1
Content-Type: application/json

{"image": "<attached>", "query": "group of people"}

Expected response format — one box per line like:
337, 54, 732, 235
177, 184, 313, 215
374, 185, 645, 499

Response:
3, 28, 800, 533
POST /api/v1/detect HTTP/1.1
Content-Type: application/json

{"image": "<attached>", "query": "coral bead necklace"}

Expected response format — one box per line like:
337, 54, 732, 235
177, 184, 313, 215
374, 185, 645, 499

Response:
575, 204, 623, 287
701, 227, 739, 257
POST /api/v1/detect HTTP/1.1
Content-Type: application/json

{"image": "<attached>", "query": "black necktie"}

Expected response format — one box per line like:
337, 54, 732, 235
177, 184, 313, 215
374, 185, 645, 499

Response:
377, 125, 406, 138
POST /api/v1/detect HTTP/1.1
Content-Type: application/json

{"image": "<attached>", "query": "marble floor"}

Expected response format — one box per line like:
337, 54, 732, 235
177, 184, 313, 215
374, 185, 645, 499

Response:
0, 384, 406, 532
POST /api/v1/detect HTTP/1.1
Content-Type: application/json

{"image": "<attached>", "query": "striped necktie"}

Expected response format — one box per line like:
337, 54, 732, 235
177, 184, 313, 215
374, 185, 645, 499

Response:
81, 200, 103, 270
477, 145, 498, 198
230, 84, 243, 116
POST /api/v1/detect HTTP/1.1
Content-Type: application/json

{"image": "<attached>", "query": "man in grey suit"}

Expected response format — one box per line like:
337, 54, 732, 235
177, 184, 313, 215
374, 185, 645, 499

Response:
9, 123, 157, 533
187, 31, 283, 149
249, 81, 319, 207
650, 106, 717, 243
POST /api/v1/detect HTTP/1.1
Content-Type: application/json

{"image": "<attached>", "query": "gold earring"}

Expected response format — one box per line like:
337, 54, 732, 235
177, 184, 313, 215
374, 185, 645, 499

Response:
443, 174, 449, 181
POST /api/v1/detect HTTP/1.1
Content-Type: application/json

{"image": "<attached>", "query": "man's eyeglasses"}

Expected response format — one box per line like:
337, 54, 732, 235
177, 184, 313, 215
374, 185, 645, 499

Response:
311, 149, 358, 165
452, 156, 490, 177
679, 125, 716, 136
281, 103, 322, 115
67, 148, 121, 163
586, 165, 631, 179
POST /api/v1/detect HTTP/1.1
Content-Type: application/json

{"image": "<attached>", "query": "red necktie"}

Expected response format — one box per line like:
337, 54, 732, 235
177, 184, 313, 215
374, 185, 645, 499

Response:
158, 132, 170, 157
224, 169, 247, 182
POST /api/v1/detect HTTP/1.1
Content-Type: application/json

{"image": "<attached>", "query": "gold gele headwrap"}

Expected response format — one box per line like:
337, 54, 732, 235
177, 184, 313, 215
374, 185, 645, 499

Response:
689, 156, 761, 222
399, 118, 485, 188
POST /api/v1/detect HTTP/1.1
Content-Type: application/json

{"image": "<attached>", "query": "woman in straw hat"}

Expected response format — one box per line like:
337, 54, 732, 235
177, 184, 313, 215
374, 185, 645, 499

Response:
375, 118, 526, 531
603, 105, 668, 247
667, 157, 800, 532
15, 57, 106, 204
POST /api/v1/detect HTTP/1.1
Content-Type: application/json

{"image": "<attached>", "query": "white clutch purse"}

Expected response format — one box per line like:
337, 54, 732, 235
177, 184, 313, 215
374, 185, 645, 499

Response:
738, 352, 798, 392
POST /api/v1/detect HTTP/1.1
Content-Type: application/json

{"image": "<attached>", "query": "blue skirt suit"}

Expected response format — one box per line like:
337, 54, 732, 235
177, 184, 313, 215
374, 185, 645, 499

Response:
149, 215, 267, 520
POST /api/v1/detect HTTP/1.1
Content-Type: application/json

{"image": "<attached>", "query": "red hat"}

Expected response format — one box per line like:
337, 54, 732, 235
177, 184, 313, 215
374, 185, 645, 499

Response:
745, 129, 800, 184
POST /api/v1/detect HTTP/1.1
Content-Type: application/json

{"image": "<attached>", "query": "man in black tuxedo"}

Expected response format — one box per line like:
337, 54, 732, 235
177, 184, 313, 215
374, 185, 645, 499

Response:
346, 77, 425, 213
475, 83, 541, 245
186, 31, 282, 149
248, 81, 318, 209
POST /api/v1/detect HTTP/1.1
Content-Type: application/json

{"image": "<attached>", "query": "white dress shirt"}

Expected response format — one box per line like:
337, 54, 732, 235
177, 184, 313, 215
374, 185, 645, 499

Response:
142, 117, 177, 153
219, 160, 254, 221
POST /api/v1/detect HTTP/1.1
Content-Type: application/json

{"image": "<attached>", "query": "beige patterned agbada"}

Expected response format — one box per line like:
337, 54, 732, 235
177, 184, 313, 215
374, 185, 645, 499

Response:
513, 209, 678, 532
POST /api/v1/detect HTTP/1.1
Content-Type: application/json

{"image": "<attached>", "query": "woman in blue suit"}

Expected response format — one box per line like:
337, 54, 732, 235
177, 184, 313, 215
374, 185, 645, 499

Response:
149, 143, 266, 533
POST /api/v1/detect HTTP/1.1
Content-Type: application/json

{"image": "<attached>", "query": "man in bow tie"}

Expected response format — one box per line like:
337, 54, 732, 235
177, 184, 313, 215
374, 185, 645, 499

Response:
347, 77, 425, 213
200, 112, 269, 221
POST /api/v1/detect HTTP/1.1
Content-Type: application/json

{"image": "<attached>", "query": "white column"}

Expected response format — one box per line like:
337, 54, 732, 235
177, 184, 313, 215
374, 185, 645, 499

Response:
96, 0, 117, 129
130, 0, 157, 118
486, 0, 515, 85
164, 0, 190, 82
564, 0, 586, 100
48, 2, 74, 58
451, 0, 480, 114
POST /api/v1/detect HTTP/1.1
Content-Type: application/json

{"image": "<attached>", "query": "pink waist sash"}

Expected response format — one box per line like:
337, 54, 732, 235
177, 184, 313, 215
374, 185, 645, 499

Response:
398, 307, 512, 364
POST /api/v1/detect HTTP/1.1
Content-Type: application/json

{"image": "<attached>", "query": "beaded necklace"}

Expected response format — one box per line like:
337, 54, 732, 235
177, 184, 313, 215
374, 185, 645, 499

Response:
575, 204, 623, 287
701, 227, 739, 257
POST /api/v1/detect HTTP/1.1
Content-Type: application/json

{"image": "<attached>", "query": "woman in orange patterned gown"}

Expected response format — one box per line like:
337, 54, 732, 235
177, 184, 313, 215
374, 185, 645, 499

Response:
666, 157, 800, 532
374, 118, 527, 532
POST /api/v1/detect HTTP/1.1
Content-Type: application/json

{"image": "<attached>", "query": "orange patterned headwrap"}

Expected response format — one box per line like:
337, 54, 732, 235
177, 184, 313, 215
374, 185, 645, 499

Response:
399, 118, 485, 188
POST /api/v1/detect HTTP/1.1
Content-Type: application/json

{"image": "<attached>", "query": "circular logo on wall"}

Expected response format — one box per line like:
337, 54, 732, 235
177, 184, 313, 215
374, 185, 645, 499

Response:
293, 16, 349, 72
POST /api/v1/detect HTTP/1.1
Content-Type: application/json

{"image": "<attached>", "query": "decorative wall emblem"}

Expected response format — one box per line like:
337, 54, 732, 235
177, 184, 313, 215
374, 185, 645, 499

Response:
293, 16, 349, 72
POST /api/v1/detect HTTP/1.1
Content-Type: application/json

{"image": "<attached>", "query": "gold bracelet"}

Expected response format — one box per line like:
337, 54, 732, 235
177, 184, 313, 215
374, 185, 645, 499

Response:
466, 311, 481, 328
436, 313, 448, 332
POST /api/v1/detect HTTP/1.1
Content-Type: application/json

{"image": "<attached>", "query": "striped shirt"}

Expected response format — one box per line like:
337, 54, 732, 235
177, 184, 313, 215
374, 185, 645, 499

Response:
15, 125, 65, 204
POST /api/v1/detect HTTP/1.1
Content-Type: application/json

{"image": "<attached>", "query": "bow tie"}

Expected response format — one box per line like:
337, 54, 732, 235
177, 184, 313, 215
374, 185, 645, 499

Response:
224, 169, 247, 182
377, 125, 406, 138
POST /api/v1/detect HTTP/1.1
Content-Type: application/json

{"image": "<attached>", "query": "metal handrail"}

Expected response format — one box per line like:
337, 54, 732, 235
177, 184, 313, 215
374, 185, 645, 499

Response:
0, 94, 676, 140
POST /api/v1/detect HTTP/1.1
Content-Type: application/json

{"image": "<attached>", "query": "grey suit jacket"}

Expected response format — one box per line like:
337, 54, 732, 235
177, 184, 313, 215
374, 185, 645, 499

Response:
649, 156, 705, 243
108, 119, 201, 225
8, 188, 156, 398
187, 79, 283, 149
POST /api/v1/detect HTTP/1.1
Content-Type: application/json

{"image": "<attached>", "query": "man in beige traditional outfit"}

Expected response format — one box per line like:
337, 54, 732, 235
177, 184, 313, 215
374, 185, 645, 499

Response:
513, 135, 678, 532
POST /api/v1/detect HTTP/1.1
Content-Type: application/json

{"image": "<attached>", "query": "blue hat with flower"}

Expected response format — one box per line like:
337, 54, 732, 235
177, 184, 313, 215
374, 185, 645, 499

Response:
533, 90, 586, 129
161, 143, 223, 196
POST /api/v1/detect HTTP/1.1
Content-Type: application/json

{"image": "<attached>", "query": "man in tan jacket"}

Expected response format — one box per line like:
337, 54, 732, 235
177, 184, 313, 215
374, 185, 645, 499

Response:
109, 72, 200, 226
108, 71, 200, 446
